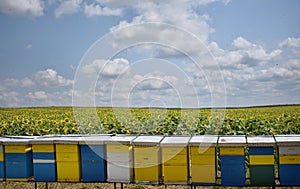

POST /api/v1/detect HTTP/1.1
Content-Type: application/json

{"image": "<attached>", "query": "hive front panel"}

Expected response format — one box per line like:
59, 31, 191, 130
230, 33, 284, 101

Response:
218, 136, 246, 186
160, 136, 190, 184
55, 137, 81, 182
189, 135, 218, 186
106, 135, 136, 183
247, 136, 275, 186
4, 137, 35, 181
275, 135, 300, 186
79, 135, 111, 182
133, 136, 164, 184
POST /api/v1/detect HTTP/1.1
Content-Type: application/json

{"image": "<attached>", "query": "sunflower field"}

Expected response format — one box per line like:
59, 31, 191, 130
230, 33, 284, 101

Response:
0, 105, 299, 136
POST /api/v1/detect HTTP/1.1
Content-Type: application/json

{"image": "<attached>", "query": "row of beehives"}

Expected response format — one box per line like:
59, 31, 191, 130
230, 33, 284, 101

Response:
0, 135, 299, 186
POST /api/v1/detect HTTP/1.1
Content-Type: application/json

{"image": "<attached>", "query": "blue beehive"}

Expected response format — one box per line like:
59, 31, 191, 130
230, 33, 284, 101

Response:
275, 135, 300, 186
4, 136, 36, 181
79, 135, 111, 182
0, 137, 8, 181
30, 136, 58, 182
218, 136, 246, 186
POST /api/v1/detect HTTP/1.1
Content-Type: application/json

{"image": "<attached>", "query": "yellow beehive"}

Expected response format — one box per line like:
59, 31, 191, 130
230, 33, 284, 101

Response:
54, 136, 81, 182
189, 135, 218, 185
132, 136, 164, 184
160, 136, 190, 184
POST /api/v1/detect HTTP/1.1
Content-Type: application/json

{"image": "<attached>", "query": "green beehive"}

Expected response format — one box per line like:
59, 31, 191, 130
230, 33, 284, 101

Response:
247, 136, 275, 186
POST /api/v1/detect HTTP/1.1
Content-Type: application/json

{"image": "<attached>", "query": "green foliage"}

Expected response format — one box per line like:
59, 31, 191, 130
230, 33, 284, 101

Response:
0, 105, 299, 136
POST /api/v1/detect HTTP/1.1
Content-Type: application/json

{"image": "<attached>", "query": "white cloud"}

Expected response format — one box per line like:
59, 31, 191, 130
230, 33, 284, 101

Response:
233, 37, 281, 61
279, 37, 300, 48
99, 0, 231, 8
82, 58, 130, 77
205, 38, 299, 106
132, 73, 178, 91
233, 37, 252, 49
26, 44, 33, 49
55, 0, 82, 18
109, 0, 215, 53
84, 3, 122, 17
1, 78, 34, 89
0, 91, 19, 107
0, 0, 44, 17
33, 69, 73, 87
27, 91, 48, 100
210, 37, 282, 67
197, 0, 231, 5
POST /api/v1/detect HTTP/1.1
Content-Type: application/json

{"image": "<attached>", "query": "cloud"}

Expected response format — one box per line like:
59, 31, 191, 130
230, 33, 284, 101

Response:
0, 69, 71, 90
210, 36, 282, 67
234, 37, 281, 61
0, 69, 74, 107
109, 0, 215, 53
55, 0, 82, 18
1, 78, 34, 89
206, 38, 299, 106
107, 72, 182, 107
132, 73, 178, 91
0, 0, 230, 20
26, 44, 32, 49
0, 91, 19, 107
0, 0, 44, 17
81, 58, 130, 77
279, 37, 300, 48
99, 0, 231, 8
33, 69, 73, 87
27, 91, 48, 100
233, 37, 252, 49
197, 0, 231, 5
84, 3, 122, 17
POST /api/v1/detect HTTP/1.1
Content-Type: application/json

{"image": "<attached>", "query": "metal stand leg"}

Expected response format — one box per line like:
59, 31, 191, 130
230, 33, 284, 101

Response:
114, 182, 117, 189
34, 182, 37, 189
45, 182, 48, 189
120, 183, 123, 189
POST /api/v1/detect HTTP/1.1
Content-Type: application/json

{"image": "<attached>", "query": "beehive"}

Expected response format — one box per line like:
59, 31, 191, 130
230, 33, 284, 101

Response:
79, 135, 111, 182
105, 135, 136, 183
275, 135, 300, 186
0, 137, 8, 181
4, 136, 36, 181
54, 136, 81, 182
31, 136, 57, 182
247, 136, 275, 186
132, 135, 164, 184
189, 135, 218, 186
218, 136, 246, 186
160, 136, 190, 184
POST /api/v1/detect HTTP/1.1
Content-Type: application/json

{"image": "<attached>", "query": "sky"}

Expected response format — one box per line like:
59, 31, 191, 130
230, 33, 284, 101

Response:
0, 0, 299, 108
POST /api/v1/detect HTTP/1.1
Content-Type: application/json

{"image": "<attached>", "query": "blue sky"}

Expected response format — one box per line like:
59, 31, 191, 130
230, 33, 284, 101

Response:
0, 0, 299, 107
